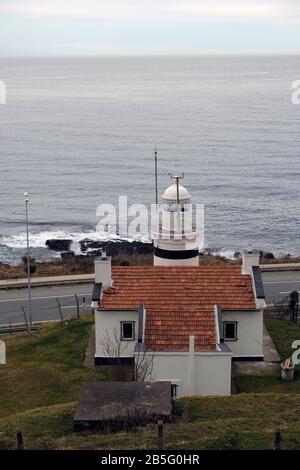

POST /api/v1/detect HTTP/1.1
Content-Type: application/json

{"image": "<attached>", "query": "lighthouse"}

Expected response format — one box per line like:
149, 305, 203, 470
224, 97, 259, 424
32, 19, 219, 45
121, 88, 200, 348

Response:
152, 174, 201, 266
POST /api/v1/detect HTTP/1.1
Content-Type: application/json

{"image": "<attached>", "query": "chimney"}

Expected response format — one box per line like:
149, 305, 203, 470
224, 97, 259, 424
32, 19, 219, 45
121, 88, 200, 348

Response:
94, 252, 112, 288
241, 246, 260, 275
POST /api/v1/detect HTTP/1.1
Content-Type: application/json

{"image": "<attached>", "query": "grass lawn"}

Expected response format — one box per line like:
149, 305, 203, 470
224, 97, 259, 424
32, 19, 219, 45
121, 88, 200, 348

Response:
1, 316, 300, 449
236, 318, 300, 394
2, 393, 300, 449
0, 316, 110, 419
264, 318, 300, 360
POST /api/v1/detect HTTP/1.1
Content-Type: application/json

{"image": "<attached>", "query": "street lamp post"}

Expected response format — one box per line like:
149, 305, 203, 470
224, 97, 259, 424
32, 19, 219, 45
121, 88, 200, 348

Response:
24, 193, 32, 326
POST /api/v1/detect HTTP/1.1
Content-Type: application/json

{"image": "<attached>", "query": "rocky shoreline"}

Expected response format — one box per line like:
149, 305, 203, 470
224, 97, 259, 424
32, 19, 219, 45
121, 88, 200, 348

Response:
45, 238, 154, 261
44, 238, 290, 263
0, 237, 299, 281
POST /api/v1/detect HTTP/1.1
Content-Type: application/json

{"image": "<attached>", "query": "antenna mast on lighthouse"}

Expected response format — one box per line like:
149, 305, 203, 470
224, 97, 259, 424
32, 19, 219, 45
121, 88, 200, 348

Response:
170, 173, 185, 203
154, 146, 158, 205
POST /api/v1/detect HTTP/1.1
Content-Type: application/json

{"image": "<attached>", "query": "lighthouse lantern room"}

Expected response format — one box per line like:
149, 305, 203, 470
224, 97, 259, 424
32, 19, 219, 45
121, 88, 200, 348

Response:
153, 174, 201, 266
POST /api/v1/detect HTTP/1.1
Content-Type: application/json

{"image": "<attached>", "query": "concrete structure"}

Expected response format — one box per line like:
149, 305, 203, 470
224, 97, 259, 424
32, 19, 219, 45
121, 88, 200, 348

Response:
73, 382, 172, 431
0, 340, 6, 365
149, 341, 232, 397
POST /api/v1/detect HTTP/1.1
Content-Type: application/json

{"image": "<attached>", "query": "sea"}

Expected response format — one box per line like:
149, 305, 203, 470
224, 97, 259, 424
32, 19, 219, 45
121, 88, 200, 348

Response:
0, 55, 300, 265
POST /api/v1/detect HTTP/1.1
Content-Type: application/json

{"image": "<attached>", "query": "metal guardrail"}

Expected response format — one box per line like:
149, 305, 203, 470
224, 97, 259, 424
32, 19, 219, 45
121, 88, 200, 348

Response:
0, 274, 95, 290
261, 263, 300, 272
0, 325, 39, 334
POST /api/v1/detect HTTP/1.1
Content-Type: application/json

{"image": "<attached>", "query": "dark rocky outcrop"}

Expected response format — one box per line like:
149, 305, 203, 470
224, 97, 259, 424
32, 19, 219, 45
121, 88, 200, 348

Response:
46, 239, 72, 252
79, 239, 153, 257
260, 251, 275, 260
46, 237, 154, 260
61, 251, 75, 260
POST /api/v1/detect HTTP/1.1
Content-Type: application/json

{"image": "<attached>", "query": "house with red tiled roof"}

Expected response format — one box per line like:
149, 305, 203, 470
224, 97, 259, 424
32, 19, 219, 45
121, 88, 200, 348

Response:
91, 178, 266, 396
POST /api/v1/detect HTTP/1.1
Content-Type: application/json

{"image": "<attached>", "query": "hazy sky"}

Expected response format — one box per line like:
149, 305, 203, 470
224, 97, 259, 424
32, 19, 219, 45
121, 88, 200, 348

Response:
0, 0, 300, 56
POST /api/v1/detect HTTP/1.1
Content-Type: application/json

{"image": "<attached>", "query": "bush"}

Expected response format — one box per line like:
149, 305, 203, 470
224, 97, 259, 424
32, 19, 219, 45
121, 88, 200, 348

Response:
22, 256, 36, 275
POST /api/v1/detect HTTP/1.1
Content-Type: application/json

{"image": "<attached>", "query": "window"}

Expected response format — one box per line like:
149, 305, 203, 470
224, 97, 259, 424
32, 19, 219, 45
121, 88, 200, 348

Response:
120, 321, 135, 341
223, 321, 238, 341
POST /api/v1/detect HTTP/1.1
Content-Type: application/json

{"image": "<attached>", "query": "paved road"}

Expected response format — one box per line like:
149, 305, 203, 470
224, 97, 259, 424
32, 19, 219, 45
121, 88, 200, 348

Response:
0, 270, 299, 325
0, 283, 93, 325
262, 271, 300, 304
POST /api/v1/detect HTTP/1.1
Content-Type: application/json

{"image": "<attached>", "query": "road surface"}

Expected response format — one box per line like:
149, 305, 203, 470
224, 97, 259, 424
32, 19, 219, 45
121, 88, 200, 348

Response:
0, 283, 93, 325
262, 270, 300, 304
0, 270, 299, 325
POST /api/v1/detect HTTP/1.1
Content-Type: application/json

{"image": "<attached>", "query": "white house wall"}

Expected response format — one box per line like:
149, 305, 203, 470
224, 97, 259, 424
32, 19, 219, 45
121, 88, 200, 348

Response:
194, 354, 232, 396
95, 309, 139, 358
148, 351, 232, 397
222, 310, 264, 358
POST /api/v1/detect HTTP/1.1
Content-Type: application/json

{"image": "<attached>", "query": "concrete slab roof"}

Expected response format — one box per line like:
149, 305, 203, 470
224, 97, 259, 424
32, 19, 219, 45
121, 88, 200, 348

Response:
74, 381, 172, 426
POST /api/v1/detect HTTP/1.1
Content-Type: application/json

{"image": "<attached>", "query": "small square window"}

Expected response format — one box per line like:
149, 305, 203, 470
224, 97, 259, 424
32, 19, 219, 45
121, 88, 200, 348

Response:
120, 321, 135, 341
223, 321, 237, 341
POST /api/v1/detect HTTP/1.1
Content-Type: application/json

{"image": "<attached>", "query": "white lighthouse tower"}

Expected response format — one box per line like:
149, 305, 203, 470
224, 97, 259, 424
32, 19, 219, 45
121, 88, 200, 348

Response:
152, 174, 201, 266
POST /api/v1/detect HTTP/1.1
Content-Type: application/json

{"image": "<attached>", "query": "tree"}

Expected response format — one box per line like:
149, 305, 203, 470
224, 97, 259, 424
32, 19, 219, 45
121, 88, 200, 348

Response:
100, 328, 131, 380
100, 328, 155, 382
134, 348, 155, 382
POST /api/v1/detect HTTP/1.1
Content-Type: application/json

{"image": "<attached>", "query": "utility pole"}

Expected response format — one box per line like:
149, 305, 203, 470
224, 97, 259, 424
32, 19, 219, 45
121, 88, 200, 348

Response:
24, 193, 32, 326
157, 419, 165, 450
16, 429, 25, 450
273, 428, 282, 450
56, 298, 64, 324
21, 306, 31, 334
75, 294, 80, 320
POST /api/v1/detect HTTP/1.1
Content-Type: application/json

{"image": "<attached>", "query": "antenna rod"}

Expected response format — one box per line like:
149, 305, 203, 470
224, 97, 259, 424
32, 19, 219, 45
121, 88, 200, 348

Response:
170, 173, 184, 204
176, 177, 179, 204
154, 147, 158, 205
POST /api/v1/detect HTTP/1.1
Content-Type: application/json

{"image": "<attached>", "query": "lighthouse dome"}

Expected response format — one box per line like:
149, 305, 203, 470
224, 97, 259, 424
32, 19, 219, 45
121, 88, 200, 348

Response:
161, 183, 191, 203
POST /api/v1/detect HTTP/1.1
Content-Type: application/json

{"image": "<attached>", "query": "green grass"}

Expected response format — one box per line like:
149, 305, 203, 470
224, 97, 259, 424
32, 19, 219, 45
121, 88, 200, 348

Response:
2, 316, 300, 449
236, 318, 300, 394
2, 394, 300, 449
265, 318, 300, 360
0, 317, 111, 418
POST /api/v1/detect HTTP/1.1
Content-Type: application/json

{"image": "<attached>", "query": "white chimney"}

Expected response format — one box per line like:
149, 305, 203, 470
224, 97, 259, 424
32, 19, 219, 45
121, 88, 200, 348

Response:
94, 252, 112, 288
241, 246, 260, 275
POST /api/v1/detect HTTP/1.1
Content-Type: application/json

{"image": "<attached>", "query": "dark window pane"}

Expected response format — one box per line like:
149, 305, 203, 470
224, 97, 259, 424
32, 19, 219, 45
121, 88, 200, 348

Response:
122, 322, 134, 339
224, 322, 236, 340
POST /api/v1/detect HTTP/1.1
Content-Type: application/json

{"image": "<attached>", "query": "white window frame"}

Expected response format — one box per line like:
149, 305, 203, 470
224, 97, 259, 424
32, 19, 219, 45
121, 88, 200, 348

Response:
223, 321, 238, 341
120, 321, 136, 341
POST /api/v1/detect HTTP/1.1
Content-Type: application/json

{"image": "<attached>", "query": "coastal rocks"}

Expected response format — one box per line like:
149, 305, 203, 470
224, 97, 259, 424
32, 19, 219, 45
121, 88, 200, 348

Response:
80, 239, 102, 252
79, 239, 153, 257
46, 237, 154, 260
61, 251, 75, 260
61, 249, 103, 262
46, 239, 72, 252
260, 251, 275, 260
